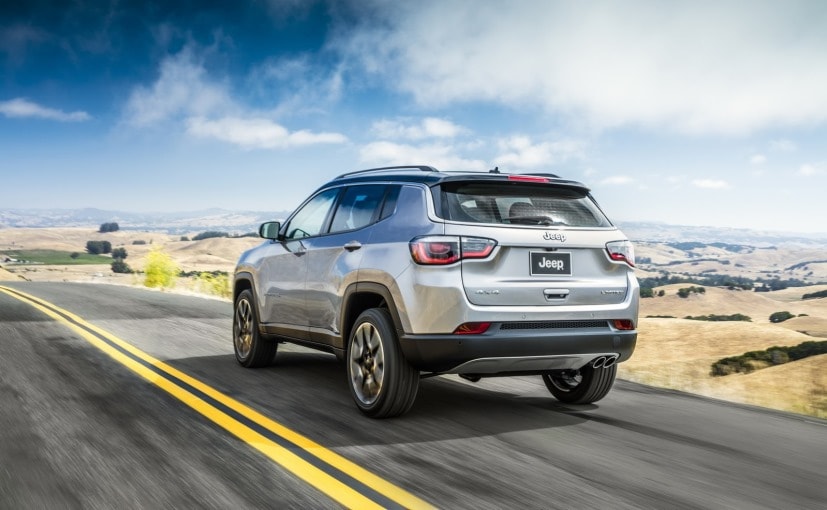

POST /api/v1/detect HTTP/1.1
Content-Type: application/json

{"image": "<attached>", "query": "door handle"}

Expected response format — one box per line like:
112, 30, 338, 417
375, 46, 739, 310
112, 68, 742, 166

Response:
344, 241, 362, 252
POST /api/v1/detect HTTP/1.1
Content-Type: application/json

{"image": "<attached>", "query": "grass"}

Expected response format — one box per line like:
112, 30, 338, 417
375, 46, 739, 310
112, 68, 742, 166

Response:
1, 250, 111, 265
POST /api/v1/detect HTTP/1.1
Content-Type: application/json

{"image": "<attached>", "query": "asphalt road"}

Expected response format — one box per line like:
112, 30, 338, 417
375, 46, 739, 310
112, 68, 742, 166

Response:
1, 282, 825, 509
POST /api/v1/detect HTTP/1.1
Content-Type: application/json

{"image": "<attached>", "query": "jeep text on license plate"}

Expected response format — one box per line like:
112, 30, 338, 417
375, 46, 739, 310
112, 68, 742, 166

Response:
530, 252, 572, 276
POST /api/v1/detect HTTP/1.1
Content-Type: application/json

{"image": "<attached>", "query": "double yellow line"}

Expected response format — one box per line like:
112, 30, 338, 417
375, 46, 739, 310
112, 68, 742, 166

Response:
0, 285, 433, 510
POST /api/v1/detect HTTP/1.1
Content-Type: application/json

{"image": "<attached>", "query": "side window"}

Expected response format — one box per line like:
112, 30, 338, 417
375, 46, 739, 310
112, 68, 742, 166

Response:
285, 188, 340, 240
330, 185, 387, 233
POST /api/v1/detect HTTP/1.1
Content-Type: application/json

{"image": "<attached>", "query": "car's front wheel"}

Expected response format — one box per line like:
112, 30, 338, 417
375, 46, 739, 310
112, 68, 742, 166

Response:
233, 289, 277, 368
542, 363, 616, 404
347, 308, 419, 418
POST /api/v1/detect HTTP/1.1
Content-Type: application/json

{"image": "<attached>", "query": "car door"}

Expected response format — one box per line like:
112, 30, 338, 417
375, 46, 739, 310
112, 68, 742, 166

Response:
303, 184, 388, 348
258, 188, 339, 340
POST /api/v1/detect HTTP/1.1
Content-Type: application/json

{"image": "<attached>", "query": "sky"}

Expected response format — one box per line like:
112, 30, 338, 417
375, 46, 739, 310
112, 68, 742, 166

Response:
1, 0, 826, 233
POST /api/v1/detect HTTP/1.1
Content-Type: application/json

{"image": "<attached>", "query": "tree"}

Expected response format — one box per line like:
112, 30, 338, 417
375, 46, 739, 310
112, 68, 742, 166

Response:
99, 222, 120, 233
111, 259, 132, 274
143, 248, 179, 289
192, 231, 229, 241
85, 240, 111, 254
112, 247, 128, 259
640, 287, 654, 298
769, 311, 795, 323
70, 252, 80, 260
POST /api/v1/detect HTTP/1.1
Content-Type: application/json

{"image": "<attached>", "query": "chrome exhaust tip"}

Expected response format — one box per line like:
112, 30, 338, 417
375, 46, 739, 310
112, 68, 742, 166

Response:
591, 356, 607, 369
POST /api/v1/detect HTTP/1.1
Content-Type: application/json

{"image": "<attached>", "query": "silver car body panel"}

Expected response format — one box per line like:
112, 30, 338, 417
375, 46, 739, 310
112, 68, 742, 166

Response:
235, 170, 639, 374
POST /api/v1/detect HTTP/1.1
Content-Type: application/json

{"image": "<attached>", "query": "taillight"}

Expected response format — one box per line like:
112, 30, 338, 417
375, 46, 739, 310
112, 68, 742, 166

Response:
612, 319, 635, 330
453, 322, 491, 335
409, 236, 496, 265
606, 240, 635, 267
460, 237, 496, 259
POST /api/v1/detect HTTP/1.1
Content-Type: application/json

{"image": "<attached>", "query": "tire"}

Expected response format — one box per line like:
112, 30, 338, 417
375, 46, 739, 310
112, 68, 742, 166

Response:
233, 289, 277, 368
347, 308, 419, 418
542, 363, 617, 404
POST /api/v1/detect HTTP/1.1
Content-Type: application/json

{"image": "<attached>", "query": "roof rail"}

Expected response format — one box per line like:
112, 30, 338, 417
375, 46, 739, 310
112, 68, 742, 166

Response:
336, 165, 439, 178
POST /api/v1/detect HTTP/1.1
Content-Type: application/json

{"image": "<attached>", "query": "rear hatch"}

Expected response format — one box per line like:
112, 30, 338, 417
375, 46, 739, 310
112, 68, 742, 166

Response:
436, 177, 632, 307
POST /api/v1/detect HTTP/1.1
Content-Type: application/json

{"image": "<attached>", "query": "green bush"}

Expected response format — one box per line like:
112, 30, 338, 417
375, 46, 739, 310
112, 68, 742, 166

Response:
677, 286, 706, 298
111, 259, 132, 274
769, 311, 795, 323
99, 222, 120, 233
685, 314, 751, 322
132, 240, 147, 245
192, 231, 229, 241
711, 340, 827, 376
802, 289, 827, 300
111, 247, 128, 259
640, 287, 654, 298
86, 240, 112, 255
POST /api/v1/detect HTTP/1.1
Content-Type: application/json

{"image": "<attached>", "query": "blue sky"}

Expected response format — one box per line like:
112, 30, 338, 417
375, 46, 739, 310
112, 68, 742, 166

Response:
1, 0, 826, 233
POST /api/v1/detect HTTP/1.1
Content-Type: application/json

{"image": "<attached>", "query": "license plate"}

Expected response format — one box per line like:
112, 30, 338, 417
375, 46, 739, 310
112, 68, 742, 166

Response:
530, 252, 571, 276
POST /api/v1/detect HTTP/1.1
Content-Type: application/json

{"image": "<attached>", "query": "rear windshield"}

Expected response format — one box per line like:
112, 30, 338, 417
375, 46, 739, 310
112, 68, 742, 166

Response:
438, 182, 612, 228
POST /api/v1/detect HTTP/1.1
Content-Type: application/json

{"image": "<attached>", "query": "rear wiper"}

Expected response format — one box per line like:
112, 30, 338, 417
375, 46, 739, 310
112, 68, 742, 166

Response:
507, 215, 557, 226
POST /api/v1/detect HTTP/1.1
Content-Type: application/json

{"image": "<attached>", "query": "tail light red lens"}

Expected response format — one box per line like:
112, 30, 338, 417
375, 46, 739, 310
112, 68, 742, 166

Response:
453, 322, 491, 335
606, 240, 635, 267
410, 236, 496, 265
612, 319, 635, 330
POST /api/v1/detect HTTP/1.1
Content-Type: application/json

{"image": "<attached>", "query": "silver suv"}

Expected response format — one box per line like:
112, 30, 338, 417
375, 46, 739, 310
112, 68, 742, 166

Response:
233, 166, 638, 418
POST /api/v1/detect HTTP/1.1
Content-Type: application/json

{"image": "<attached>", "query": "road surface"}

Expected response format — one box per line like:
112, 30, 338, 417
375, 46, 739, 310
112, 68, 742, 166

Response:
1, 282, 825, 509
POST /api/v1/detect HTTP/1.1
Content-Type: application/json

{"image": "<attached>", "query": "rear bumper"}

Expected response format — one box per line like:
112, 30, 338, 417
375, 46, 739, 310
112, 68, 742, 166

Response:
399, 327, 637, 374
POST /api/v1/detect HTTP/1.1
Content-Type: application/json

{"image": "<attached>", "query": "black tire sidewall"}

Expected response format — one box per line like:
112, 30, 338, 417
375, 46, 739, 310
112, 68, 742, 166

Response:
234, 289, 276, 368
543, 363, 617, 404
346, 308, 418, 418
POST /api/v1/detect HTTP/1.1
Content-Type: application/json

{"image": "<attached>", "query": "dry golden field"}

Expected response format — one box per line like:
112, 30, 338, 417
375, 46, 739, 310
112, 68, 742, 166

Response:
2, 227, 826, 418
623, 285, 827, 418
0, 227, 260, 284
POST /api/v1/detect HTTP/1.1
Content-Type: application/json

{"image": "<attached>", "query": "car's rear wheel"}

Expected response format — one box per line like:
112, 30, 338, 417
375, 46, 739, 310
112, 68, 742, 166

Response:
542, 363, 616, 404
347, 308, 419, 418
234, 289, 277, 368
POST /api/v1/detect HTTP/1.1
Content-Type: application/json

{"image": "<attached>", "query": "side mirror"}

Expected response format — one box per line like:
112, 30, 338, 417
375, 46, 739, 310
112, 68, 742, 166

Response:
259, 221, 281, 240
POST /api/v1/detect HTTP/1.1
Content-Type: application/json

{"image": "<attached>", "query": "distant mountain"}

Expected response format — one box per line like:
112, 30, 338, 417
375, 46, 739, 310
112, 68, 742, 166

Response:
0, 208, 291, 234
1, 208, 826, 247
618, 221, 827, 248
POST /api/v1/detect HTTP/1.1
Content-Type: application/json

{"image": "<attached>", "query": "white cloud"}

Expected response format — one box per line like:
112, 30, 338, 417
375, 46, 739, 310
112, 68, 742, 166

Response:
600, 175, 634, 185
494, 136, 584, 169
692, 179, 730, 189
799, 163, 825, 176
337, 1, 827, 135
187, 117, 347, 149
750, 154, 767, 165
770, 139, 797, 152
247, 55, 344, 115
124, 48, 346, 149
371, 117, 467, 140
123, 49, 233, 126
0, 98, 90, 122
359, 141, 486, 171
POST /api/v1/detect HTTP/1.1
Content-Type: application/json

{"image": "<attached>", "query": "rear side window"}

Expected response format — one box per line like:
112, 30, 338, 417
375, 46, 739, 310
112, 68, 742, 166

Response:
439, 182, 612, 228
330, 185, 388, 232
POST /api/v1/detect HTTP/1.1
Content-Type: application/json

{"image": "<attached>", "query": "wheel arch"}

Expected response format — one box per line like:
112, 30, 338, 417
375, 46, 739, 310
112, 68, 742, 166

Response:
340, 282, 405, 347
233, 272, 264, 332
